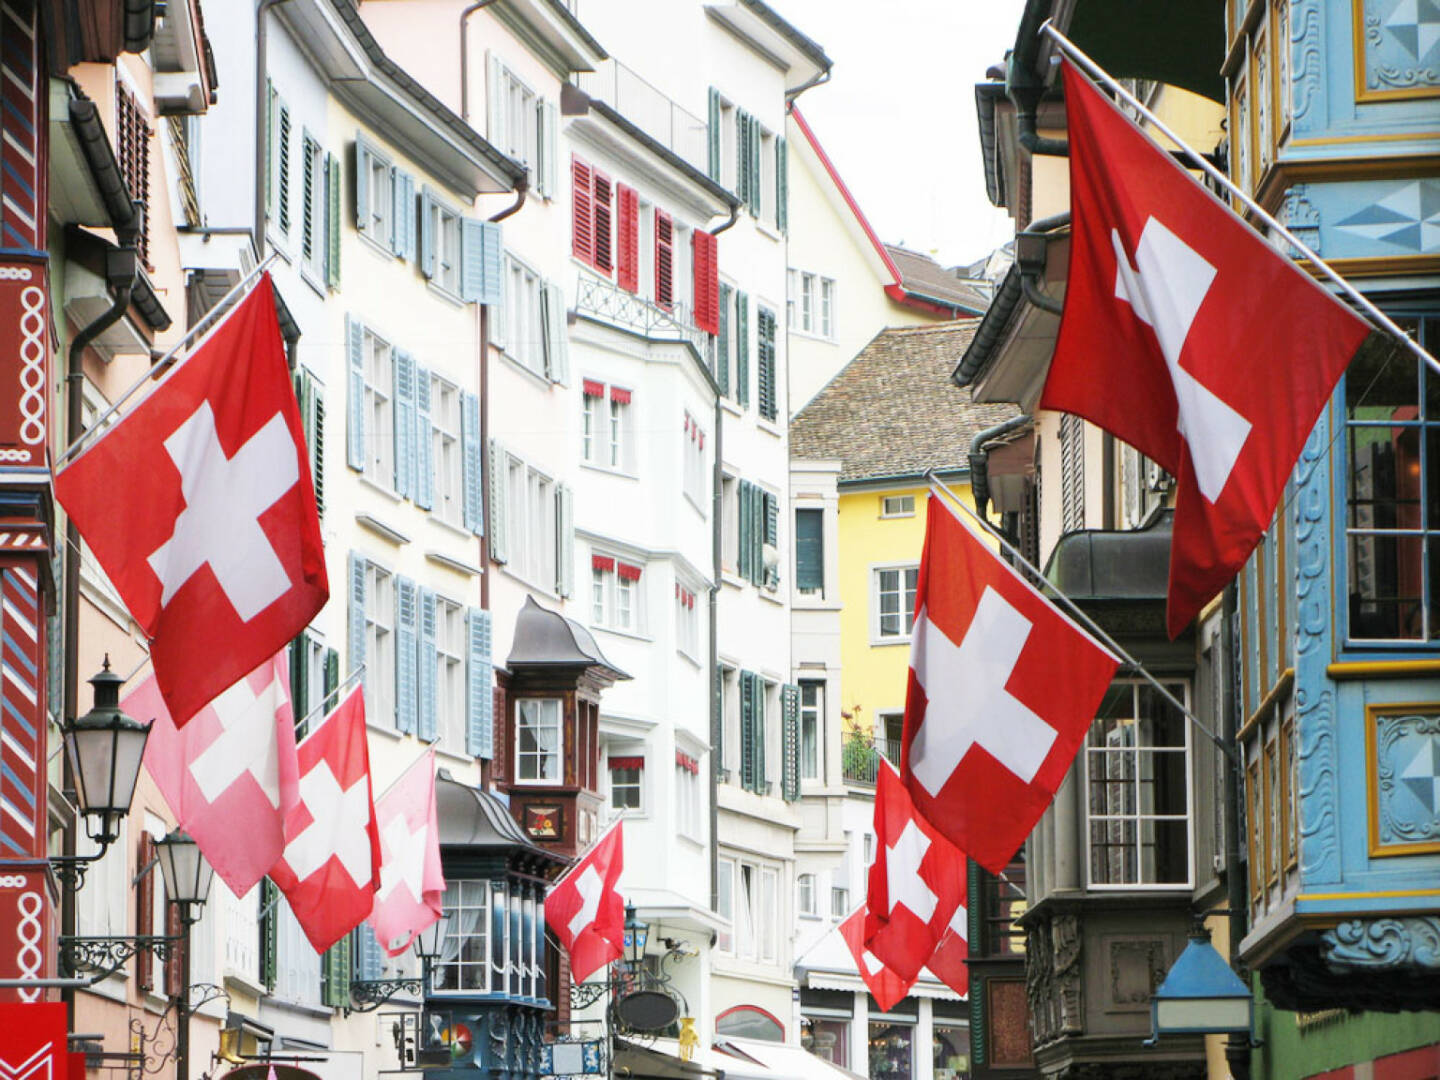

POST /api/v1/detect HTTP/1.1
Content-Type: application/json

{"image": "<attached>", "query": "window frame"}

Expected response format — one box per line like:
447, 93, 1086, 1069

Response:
501, 251, 546, 377
871, 563, 920, 644
431, 375, 464, 528
797, 873, 817, 917
356, 135, 395, 252
429, 878, 492, 995
880, 494, 916, 519
362, 326, 396, 489
607, 758, 643, 813
435, 593, 467, 754
515, 697, 564, 784
364, 560, 396, 730
799, 680, 823, 781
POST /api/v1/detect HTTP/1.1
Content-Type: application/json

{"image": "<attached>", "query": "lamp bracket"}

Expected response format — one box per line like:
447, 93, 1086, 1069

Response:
58, 935, 180, 984
347, 977, 424, 1015
50, 845, 113, 893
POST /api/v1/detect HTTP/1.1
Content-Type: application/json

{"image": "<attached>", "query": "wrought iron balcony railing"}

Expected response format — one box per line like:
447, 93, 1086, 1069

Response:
574, 273, 709, 358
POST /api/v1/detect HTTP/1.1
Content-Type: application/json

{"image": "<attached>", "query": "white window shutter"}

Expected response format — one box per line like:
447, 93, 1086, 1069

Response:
419, 190, 438, 279
461, 391, 483, 535
541, 281, 569, 384
556, 482, 574, 598
541, 100, 559, 197
353, 137, 369, 232
346, 316, 365, 471
486, 52, 503, 146
488, 438, 509, 564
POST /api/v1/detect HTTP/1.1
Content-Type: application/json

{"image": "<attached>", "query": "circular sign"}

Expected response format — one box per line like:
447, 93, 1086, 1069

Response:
616, 989, 680, 1032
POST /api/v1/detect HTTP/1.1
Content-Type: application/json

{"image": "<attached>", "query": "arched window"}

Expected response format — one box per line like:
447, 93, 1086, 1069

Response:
716, 1004, 784, 1042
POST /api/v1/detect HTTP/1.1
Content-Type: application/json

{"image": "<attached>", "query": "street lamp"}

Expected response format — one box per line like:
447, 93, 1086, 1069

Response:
153, 830, 213, 1080
622, 904, 648, 970
348, 911, 451, 1012
1146, 925, 1255, 1046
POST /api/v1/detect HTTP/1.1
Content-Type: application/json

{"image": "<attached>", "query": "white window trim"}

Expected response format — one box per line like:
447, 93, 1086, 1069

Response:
424, 188, 466, 302
514, 697, 564, 785
880, 494, 916, 519
869, 562, 920, 645
356, 134, 396, 256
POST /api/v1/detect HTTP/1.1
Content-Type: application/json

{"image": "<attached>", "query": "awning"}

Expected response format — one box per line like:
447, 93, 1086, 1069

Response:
614, 1038, 723, 1080
715, 1037, 867, 1080
221, 1067, 321, 1080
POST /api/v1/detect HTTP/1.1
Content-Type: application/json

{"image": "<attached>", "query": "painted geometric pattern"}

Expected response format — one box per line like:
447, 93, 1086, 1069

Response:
0, 0, 41, 250
0, 568, 42, 858
1362, 0, 1440, 91
1336, 180, 1440, 252
1375, 711, 1440, 849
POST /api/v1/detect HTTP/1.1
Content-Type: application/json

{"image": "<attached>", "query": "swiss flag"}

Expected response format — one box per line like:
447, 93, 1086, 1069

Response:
54, 273, 328, 728
900, 495, 1119, 873
839, 907, 912, 1013
926, 906, 970, 998
863, 759, 965, 982
132, 652, 299, 896
1043, 60, 1387, 637
544, 821, 623, 984
369, 750, 444, 957
269, 686, 380, 953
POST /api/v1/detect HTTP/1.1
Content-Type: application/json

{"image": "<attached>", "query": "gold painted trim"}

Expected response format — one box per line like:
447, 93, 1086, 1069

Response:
1328, 659, 1440, 680
1299, 888, 1440, 902
1366, 700, 1440, 858
1301, 255, 1440, 280
1351, 0, 1440, 102
1239, 668, 1294, 742
1255, 154, 1440, 214
1290, 131, 1440, 146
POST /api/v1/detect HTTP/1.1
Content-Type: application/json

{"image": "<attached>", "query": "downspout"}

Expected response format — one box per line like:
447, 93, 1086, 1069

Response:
1221, 582, 1252, 1080
708, 396, 723, 917
460, 0, 502, 124
709, 203, 740, 237
254, 0, 289, 259
784, 67, 831, 105
968, 414, 1031, 522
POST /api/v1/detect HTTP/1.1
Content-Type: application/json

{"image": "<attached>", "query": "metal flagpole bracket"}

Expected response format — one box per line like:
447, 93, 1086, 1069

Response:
1034, 18, 1439, 378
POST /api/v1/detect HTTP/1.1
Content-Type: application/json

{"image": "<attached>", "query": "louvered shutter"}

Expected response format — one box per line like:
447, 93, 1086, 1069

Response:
265, 80, 275, 216
415, 366, 434, 511
754, 675, 767, 790
301, 132, 317, 263
136, 832, 155, 990
1060, 413, 1085, 532
692, 229, 718, 335
717, 284, 731, 396
781, 684, 799, 801
490, 253, 509, 349
322, 934, 352, 1008
486, 52, 503, 144
735, 110, 749, 206
297, 368, 324, 520
348, 553, 366, 676
277, 101, 292, 235
542, 282, 570, 385
616, 185, 639, 293
795, 508, 823, 592
556, 483, 574, 598
737, 479, 753, 582
419, 189, 438, 279
325, 648, 339, 704
462, 219, 503, 306
740, 669, 756, 792
394, 349, 416, 498
354, 924, 384, 981
390, 169, 411, 258
261, 878, 278, 992
736, 292, 750, 408
758, 307, 777, 420
462, 391, 483, 535
750, 484, 766, 586
418, 588, 438, 743
655, 209, 674, 309
165, 892, 183, 998
540, 100, 559, 197
764, 490, 778, 546
326, 153, 341, 287
776, 136, 788, 233
748, 118, 762, 215
290, 633, 309, 734
396, 576, 418, 734
707, 87, 722, 181
346, 316, 365, 470
467, 608, 494, 758
593, 170, 613, 274
571, 156, 593, 264
353, 139, 369, 233
488, 438, 509, 563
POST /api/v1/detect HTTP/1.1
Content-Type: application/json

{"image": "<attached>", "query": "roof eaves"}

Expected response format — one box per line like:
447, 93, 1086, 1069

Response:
588, 100, 739, 210
953, 264, 1023, 388
543, 0, 609, 61
975, 82, 1007, 209
735, 0, 832, 72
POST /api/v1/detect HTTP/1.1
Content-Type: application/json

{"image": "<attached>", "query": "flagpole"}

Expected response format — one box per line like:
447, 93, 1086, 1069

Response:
293, 664, 366, 733
926, 472, 1235, 762
1038, 20, 1440, 378
371, 744, 437, 804
55, 252, 281, 469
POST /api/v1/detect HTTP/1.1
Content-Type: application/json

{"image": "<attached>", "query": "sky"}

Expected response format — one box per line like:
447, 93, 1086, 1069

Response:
772, 0, 1027, 270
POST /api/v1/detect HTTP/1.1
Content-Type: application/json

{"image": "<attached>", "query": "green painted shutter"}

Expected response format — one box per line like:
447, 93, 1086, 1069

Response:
322, 933, 352, 1009
346, 315, 364, 470
749, 118, 762, 215
261, 878, 278, 993
326, 153, 341, 287
758, 307, 777, 421
290, 633, 309, 737
736, 291, 750, 408
734, 110, 747, 205
301, 132, 317, 262
264, 80, 274, 216
395, 576, 418, 734
325, 648, 339, 703
707, 87, 722, 182
737, 479, 753, 582
776, 135, 788, 234
717, 283, 731, 397
781, 683, 799, 801
795, 508, 823, 592
354, 138, 370, 232
755, 675, 767, 790
739, 670, 756, 792
277, 102, 292, 235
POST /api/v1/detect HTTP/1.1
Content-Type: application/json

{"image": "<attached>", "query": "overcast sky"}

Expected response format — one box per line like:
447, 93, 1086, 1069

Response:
774, 0, 1027, 270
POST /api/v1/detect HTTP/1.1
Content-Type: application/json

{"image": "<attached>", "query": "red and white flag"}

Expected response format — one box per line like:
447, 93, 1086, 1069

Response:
270, 686, 380, 953
544, 821, 624, 984
900, 495, 1119, 873
863, 759, 966, 982
1042, 60, 1388, 637
839, 907, 912, 1013
132, 653, 299, 896
926, 906, 970, 998
54, 273, 328, 728
369, 750, 444, 957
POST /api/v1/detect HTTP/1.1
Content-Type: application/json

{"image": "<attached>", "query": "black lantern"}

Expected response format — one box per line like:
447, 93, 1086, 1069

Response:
414, 909, 453, 964
155, 829, 213, 925
623, 903, 648, 969
63, 659, 152, 850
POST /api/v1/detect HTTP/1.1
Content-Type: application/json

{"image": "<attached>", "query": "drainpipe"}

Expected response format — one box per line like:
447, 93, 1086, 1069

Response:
460, 0, 503, 124
254, 0, 289, 259
968, 415, 1031, 522
1221, 582, 1252, 1080
709, 203, 740, 237
708, 397, 723, 916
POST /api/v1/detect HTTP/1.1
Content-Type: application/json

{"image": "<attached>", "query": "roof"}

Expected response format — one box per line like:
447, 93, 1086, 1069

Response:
790, 323, 1020, 484
885, 245, 991, 315
506, 595, 631, 681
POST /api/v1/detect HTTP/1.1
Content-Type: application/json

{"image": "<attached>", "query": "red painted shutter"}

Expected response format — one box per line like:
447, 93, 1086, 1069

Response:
164, 900, 184, 997
571, 156, 593, 264
692, 229, 719, 334
655, 209, 674, 310
616, 184, 639, 292
136, 832, 155, 990
593, 170, 614, 274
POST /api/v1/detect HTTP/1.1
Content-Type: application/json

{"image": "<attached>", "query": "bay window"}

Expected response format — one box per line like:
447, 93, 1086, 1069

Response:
516, 698, 562, 782
431, 878, 546, 1002
591, 555, 641, 634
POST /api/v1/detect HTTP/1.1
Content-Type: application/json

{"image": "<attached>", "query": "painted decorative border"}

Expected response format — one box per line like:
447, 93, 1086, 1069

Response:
1353, 0, 1440, 102
1365, 701, 1440, 857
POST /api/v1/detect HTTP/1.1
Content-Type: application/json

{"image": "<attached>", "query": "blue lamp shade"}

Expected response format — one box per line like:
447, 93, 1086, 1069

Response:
1150, 930, 1253, 1037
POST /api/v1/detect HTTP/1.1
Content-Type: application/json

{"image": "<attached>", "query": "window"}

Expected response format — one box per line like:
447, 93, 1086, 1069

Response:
488, 56, 541, 170
516, 698, 562, 782
499, 253, 545, 375
506, 454, 556, 587
355, 136, 396, 249
873, 566, 919, 640
797, 873, 816, 916
735, 109, 762, 215
881, 494, 915, 518
117, 80, 152, 264
863, 833, 876, 869
608, 756, 643, 811
676, 583, 699, 660
364, 561, 395, 727
591, 555, 641, 633
1085, 680, 1192, 888
716, 859, 734, 952
581, 383, 634, 471
422, 193, 464, 296
436, 596, 467, 752
801, 273, 814, 331
718, 1005, 784, 1042
571, 155, 613, 274
431, 880, 490, 992
684, 412, 707, 508
676, 751, 701, 838
820, 278, 833, 337
720, 857, 781, 962
795, 507, 824, 597
1060, 412, 1086, 532
431, 376, 463, 526
1345, 317, 1440, 642
757, 306, 778, 421
800, 681, 823, 780
721, 474, 739, 573
363, 327, 395, 486
301, 134, 324, 280
830, 885, 849, 918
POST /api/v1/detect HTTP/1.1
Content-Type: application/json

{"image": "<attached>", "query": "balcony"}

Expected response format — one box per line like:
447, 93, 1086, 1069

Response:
576, 59, 709, 175
841, 739, 902, 787
573, 272, 710, 358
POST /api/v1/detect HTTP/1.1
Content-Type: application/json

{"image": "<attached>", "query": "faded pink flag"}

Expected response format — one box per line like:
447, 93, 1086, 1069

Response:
369, 750, 444, 957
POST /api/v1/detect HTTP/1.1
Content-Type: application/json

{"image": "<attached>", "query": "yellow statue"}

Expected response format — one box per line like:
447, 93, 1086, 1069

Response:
677, 1017, 700, 1062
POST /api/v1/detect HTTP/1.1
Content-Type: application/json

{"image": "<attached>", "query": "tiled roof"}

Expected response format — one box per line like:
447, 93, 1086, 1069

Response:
791, 323, 1021, 483
886, 244, 992, 313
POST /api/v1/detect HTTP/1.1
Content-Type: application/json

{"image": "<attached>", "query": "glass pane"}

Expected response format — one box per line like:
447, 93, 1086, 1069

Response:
1348, 533, 1424, 639
1140, 819, 1189, 884
1090, 817, 1136, 885
1347, 425, 1421, 530
1348, 342, 1419, 421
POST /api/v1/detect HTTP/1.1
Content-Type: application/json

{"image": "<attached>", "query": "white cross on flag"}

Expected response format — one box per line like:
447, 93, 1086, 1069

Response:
369, 750, 444, 957
131, 652, 299, 896
864, 758, 967, 982
1041, 60, 1388, 637
900, 495, 1119, 873
54, 273, 329, 729
270, 685, 380, 953
543, 820, 624, 984
839, 906, 913, 1014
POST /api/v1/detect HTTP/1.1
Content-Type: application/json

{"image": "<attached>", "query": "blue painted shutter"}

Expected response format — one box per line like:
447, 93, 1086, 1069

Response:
394, 349, 416, 499
736, 291, 750, 408
461, 391, 483, 535
418, 588, 438, 743
488, 438, 508, 563
353, 924, 384, 981
346, 316, 364, 470
781, 684, 799, 801
395, 576, 417, 735
707, 88, 721, 182
415, 366, 434, 511
354, 139, 369, 233
419, 190, 438, 279
717, 283, 731, 397
467, 608, 493, 759
461, 219, 503, 304
348, 553, 366, 677
481, 222, 504, 306
795, 508, 823, 592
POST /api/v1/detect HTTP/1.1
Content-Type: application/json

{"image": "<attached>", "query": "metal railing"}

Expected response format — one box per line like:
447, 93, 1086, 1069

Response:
573, 272, 709, 356
841, 740, 903, 787
576, 59, 709, 174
